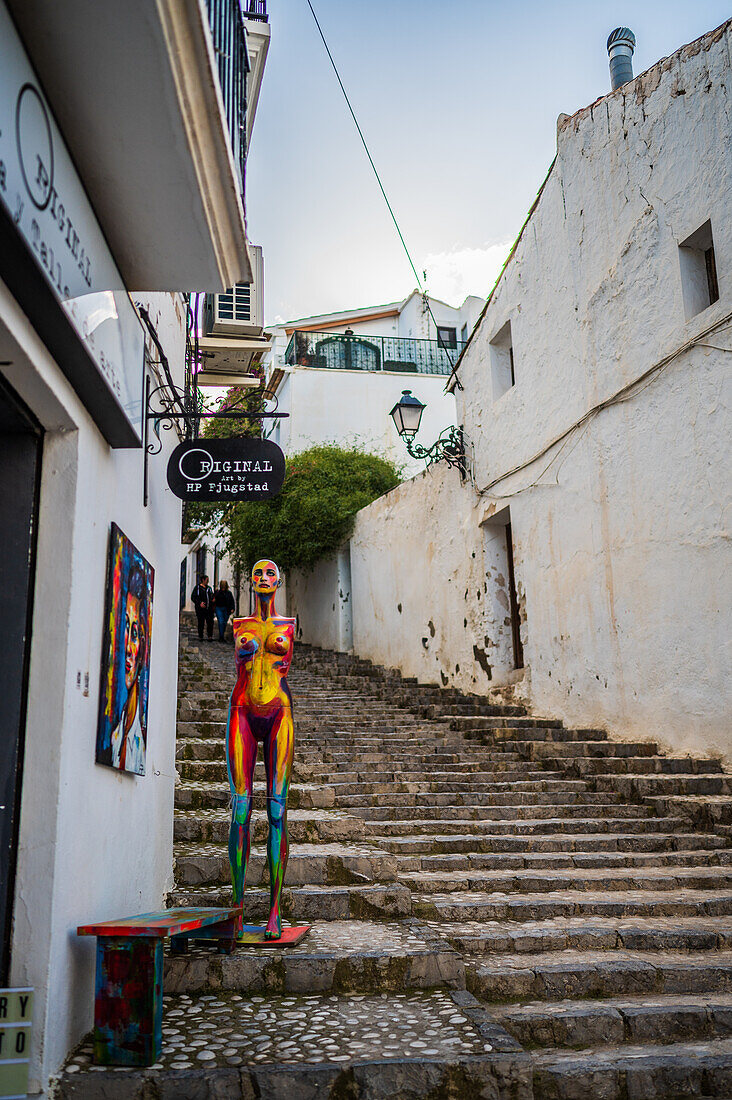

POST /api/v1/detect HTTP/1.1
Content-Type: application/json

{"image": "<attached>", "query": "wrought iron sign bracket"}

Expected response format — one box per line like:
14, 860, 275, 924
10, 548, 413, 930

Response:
142, 378, 288, 506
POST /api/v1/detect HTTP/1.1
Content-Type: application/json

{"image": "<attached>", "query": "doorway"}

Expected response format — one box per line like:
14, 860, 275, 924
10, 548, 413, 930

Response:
481, 508, 525, 678
505, 522, 524, 670
0, 376, 43, 983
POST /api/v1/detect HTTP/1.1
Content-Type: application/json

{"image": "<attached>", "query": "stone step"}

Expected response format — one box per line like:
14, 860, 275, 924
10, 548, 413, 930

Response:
175, 741, 532, 777
173, 842, 398, 887
437, 703, 529, 718
164, 920, 464, 996
531, 1038, 732, 1099
644, 794, 732, 829
174, 808, 366, 844
495, 992, 732, 1050
55, 989, 530, 1097
401, 865, 732, 896
466, 948, 732, 1003
413, 888, 732, 923
454, 716, 564, 730
350, 803, 649, 821
376, 830, 724, 854
359, 814, 691, 835
434, 914, 732, 956
175, 781, 335, 811
336, 791, 616, 810
178, 758, 567, 789
473, 726, 609, 743
169, 881, 412, 922
567, 755, 724, 776
523, 741, 661, 760
397, 848, 732, 874
597, 773, 732, 798
424, 702, 529, 718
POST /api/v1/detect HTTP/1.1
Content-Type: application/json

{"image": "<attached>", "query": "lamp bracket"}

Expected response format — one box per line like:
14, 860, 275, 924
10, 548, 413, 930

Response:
404, 425, 466, 480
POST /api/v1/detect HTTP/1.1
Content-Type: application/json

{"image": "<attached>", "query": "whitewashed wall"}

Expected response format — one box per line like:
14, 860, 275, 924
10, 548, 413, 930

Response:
287, 24, 732, 761
274, 368, 456, 479
350, 465, 489, 688
3, 289, 184, 1092
456, 23, 732, 757
288, 549, 352, 652
285, 464, 524, 693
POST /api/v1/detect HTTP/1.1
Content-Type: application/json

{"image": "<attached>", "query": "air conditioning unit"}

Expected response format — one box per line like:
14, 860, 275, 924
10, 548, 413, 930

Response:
203, 245, 264, 336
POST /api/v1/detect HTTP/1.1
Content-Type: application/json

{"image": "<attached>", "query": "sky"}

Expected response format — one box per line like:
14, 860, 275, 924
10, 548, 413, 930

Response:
246, 1, 730, 325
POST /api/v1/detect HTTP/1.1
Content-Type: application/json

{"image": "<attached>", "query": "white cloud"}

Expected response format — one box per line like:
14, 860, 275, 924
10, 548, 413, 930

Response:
422, 241, 513, 306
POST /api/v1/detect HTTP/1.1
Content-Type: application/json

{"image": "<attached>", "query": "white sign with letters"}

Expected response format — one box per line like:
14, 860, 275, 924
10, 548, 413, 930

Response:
0, 3, 144, 441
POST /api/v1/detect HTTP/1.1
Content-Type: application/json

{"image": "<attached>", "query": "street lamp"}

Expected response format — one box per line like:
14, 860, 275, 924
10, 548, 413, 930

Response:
389, 389, 425, 438
389, 390, 466, 478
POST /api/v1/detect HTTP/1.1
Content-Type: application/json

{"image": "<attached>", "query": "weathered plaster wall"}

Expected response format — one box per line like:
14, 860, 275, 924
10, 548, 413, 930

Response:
289, 549, 353, 653
454, 22, 732, 757
349, 464, 492, 691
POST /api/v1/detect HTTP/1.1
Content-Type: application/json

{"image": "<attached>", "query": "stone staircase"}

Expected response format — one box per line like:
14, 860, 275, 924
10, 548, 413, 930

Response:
57, 625, 732, 1098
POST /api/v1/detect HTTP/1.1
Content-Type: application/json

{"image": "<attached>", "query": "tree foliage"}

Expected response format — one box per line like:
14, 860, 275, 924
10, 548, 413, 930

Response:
225, 445, 401, 574
202, 383, 264, 439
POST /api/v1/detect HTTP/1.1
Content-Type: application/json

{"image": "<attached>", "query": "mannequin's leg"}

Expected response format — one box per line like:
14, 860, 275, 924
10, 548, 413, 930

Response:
226, 705, 257, 932
263, 707, 294, 939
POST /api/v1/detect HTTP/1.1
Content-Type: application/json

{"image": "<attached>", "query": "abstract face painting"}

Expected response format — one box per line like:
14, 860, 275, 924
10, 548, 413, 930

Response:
96, 523, 154, 775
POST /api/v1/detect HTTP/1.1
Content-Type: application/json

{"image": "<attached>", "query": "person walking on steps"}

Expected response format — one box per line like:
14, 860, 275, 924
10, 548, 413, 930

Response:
214, 579, 236, 642
191, 575, 214, 641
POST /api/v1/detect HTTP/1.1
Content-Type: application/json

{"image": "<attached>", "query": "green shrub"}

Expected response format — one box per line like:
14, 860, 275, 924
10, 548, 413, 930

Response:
226, 445, 400, 574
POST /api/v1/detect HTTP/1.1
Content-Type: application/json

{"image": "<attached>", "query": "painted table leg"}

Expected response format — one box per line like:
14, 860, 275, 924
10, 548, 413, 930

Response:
93, 936, 163, 1066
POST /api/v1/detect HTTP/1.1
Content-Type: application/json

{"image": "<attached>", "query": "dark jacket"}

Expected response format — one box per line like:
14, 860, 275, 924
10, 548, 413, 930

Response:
214, 588, 235, 614
191, 584, 213, 611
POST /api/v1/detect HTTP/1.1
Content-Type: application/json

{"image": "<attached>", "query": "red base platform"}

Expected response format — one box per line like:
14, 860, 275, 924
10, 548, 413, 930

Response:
237, 924, 311, 947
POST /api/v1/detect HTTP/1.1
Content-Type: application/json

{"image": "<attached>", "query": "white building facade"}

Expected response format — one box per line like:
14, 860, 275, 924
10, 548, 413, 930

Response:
288, 22, 731, 762
265, 292, 483, 477
0, 0, 268, 1092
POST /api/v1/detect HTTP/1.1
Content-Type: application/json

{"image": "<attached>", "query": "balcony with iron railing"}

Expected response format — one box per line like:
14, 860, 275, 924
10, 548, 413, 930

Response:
284, 331, 465, 376
243, 0, 269, 21
205, 0, 261, 189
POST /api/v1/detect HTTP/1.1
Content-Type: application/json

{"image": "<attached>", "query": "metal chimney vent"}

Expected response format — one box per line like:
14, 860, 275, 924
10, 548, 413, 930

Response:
607, 27, 636, 91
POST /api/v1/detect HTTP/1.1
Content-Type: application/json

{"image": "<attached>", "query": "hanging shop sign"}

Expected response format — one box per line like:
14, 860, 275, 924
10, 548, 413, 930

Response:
0, 3, 145, 445
167, 438, 286, 501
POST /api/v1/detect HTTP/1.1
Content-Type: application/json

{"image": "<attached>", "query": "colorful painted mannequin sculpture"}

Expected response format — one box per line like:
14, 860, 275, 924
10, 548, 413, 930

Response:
226, 559, 295, 940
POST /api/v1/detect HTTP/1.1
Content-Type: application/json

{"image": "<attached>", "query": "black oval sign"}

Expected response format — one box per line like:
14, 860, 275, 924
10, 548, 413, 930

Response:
167, 437, 286, 501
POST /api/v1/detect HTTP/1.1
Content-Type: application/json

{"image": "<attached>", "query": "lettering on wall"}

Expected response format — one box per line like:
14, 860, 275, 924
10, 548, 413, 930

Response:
0, 6, 144, 440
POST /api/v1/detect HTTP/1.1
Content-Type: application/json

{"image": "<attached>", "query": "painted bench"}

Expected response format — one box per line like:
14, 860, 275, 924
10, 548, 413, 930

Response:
77, 908, 311, 1065
77, 906, 241, 1065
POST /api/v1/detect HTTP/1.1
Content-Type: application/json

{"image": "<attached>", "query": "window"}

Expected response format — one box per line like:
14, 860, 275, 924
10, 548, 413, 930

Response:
436, 326, 457, 349
679, 220, 720, 320
489, 319, 515, 400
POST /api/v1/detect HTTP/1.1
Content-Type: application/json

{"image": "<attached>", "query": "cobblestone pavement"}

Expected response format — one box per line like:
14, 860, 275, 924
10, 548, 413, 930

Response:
56, 624, 732, 1098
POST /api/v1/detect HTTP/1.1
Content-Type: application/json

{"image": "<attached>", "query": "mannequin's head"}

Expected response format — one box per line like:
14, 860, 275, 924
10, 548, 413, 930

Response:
252, 559, 280, 596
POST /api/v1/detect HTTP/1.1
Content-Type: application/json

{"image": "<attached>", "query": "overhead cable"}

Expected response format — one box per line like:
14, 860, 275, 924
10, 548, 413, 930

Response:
305, 0, 456, 371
